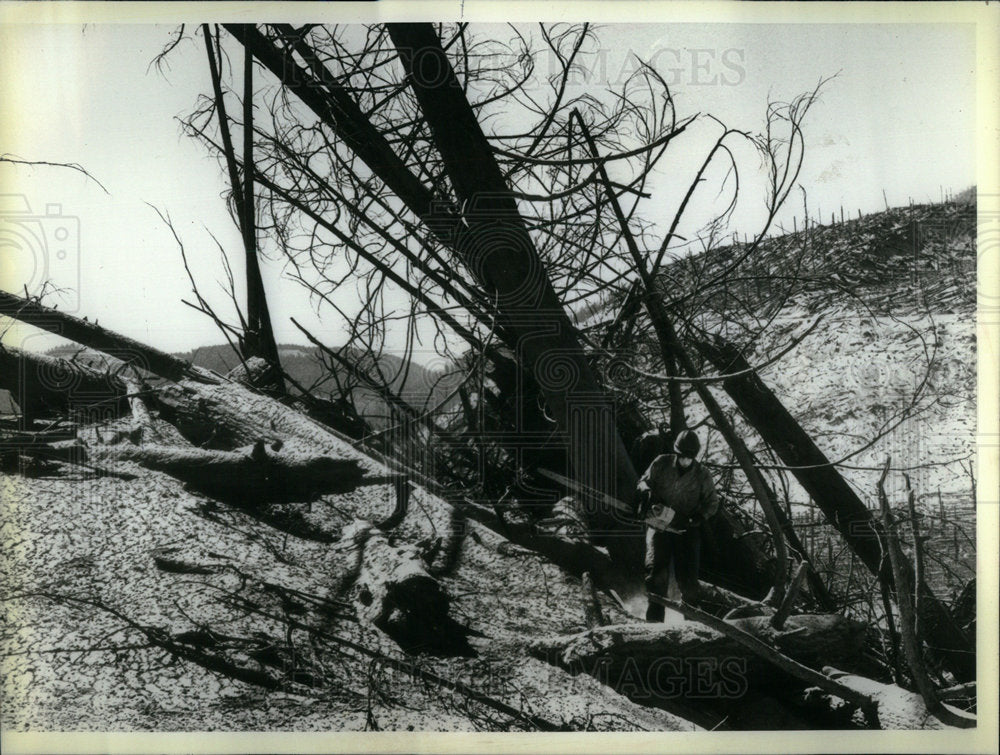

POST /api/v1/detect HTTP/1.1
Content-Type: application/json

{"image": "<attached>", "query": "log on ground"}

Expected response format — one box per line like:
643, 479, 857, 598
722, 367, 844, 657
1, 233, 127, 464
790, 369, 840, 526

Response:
95, 441, 365, 504
340, 521, 471, 656
821, 667, 970, 729
0, 345, 127, 420
531, 613, 866, 679
145, 381, 269, 450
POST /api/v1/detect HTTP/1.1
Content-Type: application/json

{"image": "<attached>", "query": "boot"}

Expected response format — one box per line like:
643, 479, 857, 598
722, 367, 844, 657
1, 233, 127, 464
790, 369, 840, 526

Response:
645, 600, 664, 623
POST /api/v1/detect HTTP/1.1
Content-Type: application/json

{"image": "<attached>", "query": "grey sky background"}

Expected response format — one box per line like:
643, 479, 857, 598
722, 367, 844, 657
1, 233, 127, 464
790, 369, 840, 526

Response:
0, 21, 978, 357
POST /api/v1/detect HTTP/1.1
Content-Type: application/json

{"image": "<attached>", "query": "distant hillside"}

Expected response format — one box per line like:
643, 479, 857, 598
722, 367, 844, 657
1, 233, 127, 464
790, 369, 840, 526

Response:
38, 340, 464, 430
182, 343, 463, 426
658, 197, 976, 320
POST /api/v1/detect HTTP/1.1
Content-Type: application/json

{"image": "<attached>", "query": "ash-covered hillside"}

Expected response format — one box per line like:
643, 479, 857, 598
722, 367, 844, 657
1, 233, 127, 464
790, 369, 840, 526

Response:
1, 197, 978, 732
660, 198, 978, 600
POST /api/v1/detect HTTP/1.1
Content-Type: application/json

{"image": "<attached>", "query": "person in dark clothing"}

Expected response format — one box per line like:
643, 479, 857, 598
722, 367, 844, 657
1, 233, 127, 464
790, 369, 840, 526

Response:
633, 429, 719, 622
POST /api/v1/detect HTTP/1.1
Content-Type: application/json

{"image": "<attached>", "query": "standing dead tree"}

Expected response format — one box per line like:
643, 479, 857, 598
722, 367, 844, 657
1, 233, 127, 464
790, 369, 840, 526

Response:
878, 459, 976, 725
170, 22, 703, 574
200, 24, 283, 391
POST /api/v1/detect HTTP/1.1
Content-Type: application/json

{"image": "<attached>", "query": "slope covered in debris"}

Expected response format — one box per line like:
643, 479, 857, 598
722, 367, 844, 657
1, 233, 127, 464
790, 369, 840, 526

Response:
1, 198, 977, 732
2, 374, 696, 731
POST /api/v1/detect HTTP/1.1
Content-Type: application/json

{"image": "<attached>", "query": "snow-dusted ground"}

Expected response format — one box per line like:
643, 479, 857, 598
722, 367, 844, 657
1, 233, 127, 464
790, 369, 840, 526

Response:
748, 307, 976, 597
661, 201, 978, 599
740, 309, 976, 511
0, 202, 976, 731
1, 382, 693, 732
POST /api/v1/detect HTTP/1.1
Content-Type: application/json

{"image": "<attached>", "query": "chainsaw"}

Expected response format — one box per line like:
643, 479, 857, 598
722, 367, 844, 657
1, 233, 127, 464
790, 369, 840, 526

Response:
536, 468, 686, 533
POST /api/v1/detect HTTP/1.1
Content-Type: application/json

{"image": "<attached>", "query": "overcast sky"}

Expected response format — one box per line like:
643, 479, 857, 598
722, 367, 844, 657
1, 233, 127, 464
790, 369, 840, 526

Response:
0, 19, 979, 358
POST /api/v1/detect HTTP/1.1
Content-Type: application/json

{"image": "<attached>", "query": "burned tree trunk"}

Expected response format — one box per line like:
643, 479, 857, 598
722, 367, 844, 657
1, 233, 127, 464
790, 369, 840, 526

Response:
694, 335, 974, 682
340, 520, 467, 654
654, 598, 869, 672
387, 23, 639, 525
239, 38, 282, 383
0, 291, 203, 383
95, 440, 365, 505
202, 26, 283, 388
0, 344, 127, 420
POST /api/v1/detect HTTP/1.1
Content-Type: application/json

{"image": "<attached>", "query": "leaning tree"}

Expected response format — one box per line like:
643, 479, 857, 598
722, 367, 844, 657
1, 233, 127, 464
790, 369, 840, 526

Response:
157, 22, 971, 681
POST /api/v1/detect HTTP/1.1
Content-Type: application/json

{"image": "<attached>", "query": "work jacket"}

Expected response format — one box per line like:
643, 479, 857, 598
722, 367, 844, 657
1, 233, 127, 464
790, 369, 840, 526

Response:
636, 453, 720, 531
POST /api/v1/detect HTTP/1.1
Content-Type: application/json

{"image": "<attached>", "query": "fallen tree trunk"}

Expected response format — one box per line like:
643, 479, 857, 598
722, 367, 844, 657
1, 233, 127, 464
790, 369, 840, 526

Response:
1, 291, 205, 383
694, 335, 974, 682
94, 440, 365, 505
340, 520, 469, 655
0, 345, 128, 420
694, 581, 762, 615
529, 612, 877, 728
123, 376, 154, 430
0, 322, 352, 456
823, 667, 974, 729
144, 380, 286, 450
498, 502, 627, 594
